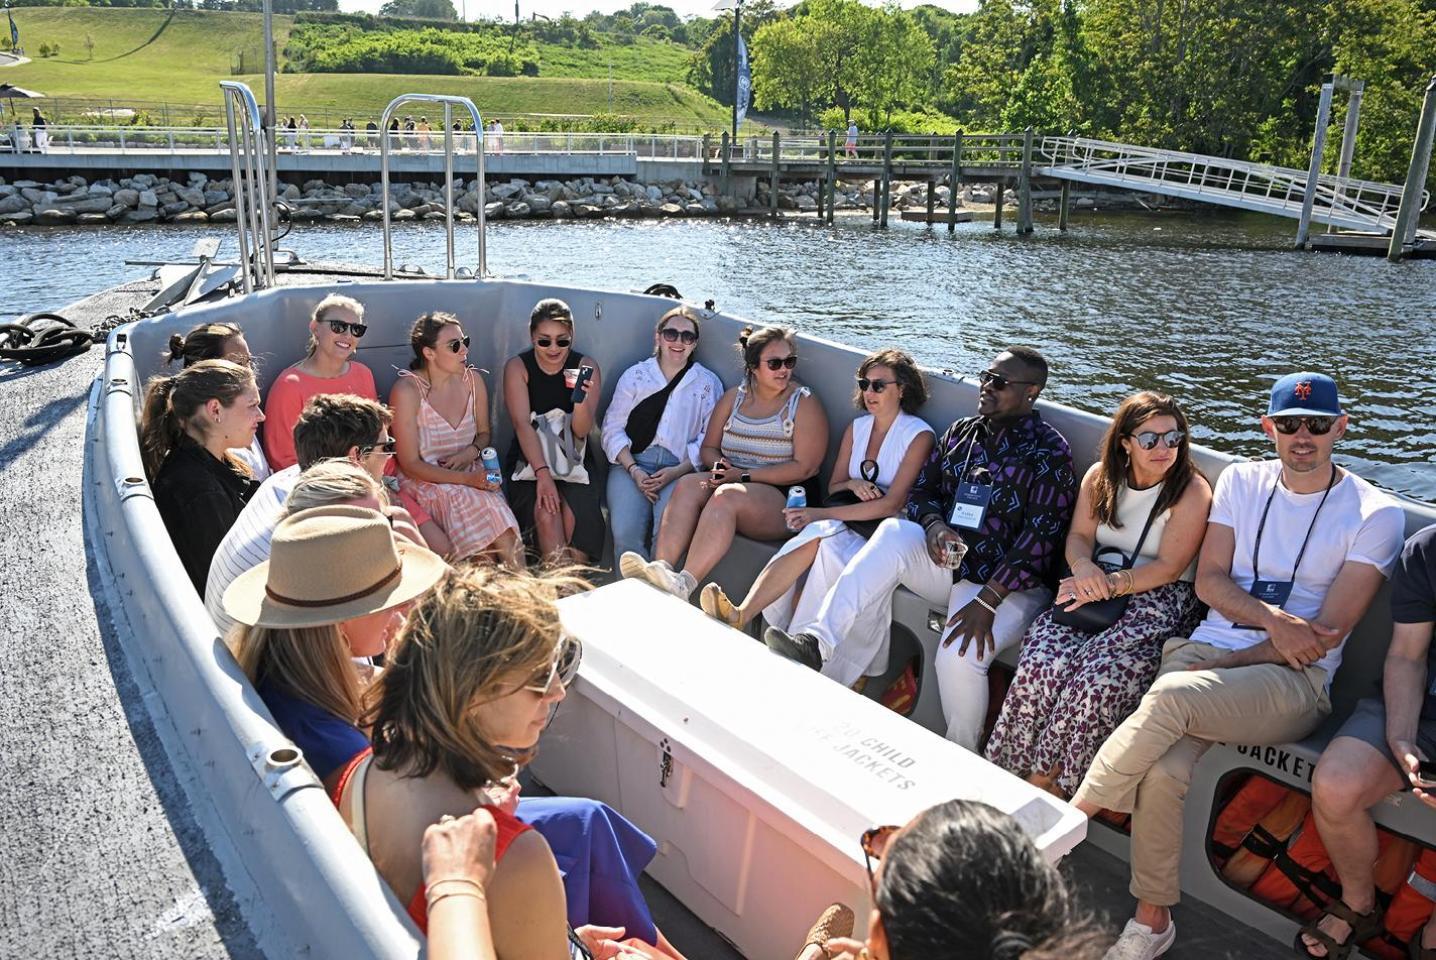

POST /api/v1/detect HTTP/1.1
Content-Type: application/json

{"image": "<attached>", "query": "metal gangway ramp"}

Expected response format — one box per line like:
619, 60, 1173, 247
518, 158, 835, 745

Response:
1034, 135, 1433, 236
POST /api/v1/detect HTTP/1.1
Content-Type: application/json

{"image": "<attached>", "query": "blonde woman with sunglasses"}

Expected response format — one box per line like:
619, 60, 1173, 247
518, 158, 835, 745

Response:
340, 567, 687, 959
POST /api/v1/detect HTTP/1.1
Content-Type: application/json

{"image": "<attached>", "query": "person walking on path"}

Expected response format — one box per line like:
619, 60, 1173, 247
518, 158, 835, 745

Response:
845, 121, 858, 159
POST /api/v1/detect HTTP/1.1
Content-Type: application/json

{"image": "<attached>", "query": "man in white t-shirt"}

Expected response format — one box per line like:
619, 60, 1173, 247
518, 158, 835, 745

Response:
204, 393, 418, 637
1071, 371, 1406, 960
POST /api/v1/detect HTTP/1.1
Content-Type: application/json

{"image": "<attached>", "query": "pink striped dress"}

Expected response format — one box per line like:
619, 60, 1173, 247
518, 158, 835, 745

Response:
396, 368, 519, 561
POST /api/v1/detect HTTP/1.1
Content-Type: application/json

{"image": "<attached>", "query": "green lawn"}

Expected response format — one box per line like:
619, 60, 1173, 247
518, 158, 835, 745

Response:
4, 6, 729, 128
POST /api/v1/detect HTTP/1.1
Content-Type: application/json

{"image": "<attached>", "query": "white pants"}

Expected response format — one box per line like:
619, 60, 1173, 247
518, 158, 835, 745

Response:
807, 517, 1050, 750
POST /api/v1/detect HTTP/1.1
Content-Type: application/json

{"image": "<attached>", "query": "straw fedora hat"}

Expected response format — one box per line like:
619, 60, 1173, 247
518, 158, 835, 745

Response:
223, 504, 448, 629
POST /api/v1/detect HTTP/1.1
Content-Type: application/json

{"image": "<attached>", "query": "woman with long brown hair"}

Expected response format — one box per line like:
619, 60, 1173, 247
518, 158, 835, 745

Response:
983, 391, 1212, 799
140, 358, 264, 591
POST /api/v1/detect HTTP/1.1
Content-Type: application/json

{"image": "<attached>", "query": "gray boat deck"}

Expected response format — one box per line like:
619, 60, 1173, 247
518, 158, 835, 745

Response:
0, 271, 1284, 959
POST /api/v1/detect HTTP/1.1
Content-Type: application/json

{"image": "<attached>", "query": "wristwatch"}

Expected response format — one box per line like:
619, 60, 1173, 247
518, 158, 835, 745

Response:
740, 471, 751, 484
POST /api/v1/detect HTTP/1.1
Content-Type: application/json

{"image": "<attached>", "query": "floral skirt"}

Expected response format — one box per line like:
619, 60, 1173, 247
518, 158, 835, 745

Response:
983, 580, 1204, 797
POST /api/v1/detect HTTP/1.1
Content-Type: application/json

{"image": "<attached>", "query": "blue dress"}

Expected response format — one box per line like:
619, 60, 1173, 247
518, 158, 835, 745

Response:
258, 680, 660, 942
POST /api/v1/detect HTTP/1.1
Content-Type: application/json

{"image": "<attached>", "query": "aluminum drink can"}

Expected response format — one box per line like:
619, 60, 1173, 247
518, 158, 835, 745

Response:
481, 446, 502, 487
785, 485, 807, 531
942, 538, 967, 570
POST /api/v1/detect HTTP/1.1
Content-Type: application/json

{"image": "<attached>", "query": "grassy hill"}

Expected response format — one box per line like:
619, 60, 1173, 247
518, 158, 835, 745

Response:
4, 6, 730, 129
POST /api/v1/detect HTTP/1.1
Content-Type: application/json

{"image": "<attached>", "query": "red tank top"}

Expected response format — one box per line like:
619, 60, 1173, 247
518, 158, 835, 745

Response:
331, 748, 533, 932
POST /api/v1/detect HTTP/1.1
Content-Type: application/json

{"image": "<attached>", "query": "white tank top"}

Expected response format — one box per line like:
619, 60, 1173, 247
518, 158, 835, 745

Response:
1094, 481, 1196, 581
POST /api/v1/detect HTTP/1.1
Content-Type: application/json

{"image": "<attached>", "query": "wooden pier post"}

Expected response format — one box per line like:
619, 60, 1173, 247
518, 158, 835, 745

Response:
720, 131, 732, 197
825, 130, 837, 225
701, 133, 711, 176
873, 179, 881, 223
992, 182, 1004, 230
880, 130, 894, 228
1017, 126, 1034, 234
1058, 180, 1071, 231
1295, 81, 1334, 249
926, 181, 936, 224
1388, 74, 1436, 261
769, 130, 780, 219
947, 131, 962, 234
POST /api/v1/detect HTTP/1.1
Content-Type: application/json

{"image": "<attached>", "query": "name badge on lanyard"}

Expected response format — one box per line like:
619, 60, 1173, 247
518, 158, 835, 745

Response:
950, 481, 992, 530
1232, 468, 1337, 630
948, 437, 993, 531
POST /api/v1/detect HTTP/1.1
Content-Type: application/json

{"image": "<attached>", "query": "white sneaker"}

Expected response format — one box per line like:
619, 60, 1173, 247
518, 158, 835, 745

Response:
644, 561, 695, 600
618, 551, 650, 580
1104, 918, 1175, 960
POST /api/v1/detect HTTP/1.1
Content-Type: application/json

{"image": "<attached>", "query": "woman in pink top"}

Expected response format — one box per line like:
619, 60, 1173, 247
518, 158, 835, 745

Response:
262, 293, 378, 470
391, 313, 523, 567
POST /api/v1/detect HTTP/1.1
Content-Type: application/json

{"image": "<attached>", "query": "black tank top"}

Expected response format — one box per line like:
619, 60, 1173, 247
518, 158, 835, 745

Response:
505, 347, 589, 470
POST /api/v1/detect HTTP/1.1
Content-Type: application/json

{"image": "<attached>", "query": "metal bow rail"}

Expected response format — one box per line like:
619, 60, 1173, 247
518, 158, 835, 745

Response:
379, 94, 487, 280
218, 82, 276, 292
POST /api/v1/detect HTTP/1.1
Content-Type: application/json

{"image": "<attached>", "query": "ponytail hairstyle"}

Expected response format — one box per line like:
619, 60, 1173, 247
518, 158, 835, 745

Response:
875, 799, 1101, 960
408, 311, 462, 371
736, 325, 795, 384
1091, 391, 1196, 528
139, 359, 257, 481
167, 322, 244, 368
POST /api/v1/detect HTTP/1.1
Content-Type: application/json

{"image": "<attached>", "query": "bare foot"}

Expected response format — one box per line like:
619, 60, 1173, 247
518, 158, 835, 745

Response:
1298, 912, 1351, 958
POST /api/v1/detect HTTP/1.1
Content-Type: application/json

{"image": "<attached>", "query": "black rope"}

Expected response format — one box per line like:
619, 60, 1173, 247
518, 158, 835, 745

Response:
0, 310, 136, 366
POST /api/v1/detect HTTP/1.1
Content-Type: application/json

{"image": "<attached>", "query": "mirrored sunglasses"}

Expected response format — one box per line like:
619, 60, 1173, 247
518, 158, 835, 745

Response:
522, 635, 583, 694
1272, 415, 1335, 436
326, 318, 368, 338
446, 335, 471, 353
1131, 429, 1185, 450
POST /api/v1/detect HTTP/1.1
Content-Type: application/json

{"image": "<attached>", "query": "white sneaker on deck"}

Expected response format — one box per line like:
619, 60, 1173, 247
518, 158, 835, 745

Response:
1105, 918, 1175, 960
645, 562, 695, 600
618, 551, 651, 581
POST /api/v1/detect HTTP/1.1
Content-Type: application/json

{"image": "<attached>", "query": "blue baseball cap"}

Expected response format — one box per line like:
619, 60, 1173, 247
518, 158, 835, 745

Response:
1268, 372, 1343, 418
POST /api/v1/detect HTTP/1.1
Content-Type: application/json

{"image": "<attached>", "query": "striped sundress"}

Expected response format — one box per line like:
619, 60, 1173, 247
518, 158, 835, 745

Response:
396, 368, 519, 561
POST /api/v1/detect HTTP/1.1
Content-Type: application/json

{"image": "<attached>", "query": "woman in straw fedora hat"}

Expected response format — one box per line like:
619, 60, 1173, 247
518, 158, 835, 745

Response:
226, 503, 449, 792
337, 565, 687, 960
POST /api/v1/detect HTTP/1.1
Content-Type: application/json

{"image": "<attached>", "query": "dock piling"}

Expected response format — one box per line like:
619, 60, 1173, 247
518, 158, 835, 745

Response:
825, 130, 837, 225
770, 131, 780, 219
1295, 80, 1334, 249
720, 131, 731, 197
947, 132, 962, 234
992, 182, 1004, 230
880, 130, 894, 228
873, 179, 881, 223
1017, 126, 1034, 235
1058, 180, 1071, 231
1388, 74, 1436, 261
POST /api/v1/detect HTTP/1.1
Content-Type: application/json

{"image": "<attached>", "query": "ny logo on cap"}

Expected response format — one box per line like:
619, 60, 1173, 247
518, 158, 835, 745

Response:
1293, 381, 1313, 400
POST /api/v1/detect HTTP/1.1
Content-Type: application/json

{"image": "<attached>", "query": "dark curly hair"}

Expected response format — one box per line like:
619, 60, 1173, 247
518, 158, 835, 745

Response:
853, 348, 927, 414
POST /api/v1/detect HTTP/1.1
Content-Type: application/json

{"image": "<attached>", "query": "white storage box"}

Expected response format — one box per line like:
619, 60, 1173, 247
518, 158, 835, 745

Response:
531, 580, 1087, 960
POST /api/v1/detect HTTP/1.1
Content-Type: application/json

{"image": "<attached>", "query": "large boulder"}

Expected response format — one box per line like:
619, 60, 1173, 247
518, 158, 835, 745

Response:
2, 211, 34, 224
362, 209, 385, 221
59, 196, 114, 214
344, 182, 370, 198
483, 201, 505, 219
573, 203, 601, 219
550, 200, 570, 218
659, 202, 684, 217
137, 189, 158, 208
491, 182, 522, 200
526, 195, 552, 214
77, 212, 110, 225
121, 208, 158, 223
162, 201, 190, 216
34, 207, 77, 225
176, 187, 207, 208
203, 190, 230, 206
21, 187, 57, 206
174, 210, 209, 223
211, 209, 238, 223
646, 185, 664, 202
504, 201, 531, 219
392, 209, 416, 221
105, 203, 129, 220
87, 183, 114, 197
0, 195, 27, 215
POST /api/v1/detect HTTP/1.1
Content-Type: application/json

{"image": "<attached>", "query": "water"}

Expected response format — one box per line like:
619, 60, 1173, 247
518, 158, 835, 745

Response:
4, 210, 1434, 502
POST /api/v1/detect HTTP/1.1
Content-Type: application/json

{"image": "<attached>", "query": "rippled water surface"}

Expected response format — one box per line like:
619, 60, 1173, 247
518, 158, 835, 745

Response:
4, 210, 1434, 501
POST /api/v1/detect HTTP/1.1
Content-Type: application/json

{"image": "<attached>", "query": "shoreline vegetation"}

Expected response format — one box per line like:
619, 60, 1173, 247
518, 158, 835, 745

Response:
0, 170, 1170, 229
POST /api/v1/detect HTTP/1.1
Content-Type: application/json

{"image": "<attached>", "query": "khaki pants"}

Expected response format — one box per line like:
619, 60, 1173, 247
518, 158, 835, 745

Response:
1072, 637, 1329, 905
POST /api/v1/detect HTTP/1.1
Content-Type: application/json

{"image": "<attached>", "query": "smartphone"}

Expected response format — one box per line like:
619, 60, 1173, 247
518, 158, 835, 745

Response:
1416, 758, 1436, 788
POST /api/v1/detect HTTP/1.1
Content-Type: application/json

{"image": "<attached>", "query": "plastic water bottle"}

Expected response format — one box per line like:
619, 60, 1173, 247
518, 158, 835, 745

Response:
481, 446, 501, 487
785, 485, 807, 531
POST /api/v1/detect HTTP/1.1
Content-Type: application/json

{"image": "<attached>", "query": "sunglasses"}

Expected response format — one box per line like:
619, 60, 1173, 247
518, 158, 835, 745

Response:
762, 356, 799, 371
522, 634, 584, 694
446, 335, 471, 354
535, 336, 572, 349
325, 318, 368, 338
1272, 415, 1336, 436
978, 369, 1036, 391
1131, 429, 1185, 450
660, 327, 699, 345
861, 824, 900, 892
857, 377, 895, 394
360, 438, 397, 457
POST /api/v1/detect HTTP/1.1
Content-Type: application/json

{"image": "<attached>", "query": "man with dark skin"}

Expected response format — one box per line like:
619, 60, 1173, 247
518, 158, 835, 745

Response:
766, 347, 1075, 751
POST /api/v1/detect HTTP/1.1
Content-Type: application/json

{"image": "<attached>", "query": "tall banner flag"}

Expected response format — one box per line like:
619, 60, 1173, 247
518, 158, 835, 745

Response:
735, 32, 751, 128
9, 9, 19, 53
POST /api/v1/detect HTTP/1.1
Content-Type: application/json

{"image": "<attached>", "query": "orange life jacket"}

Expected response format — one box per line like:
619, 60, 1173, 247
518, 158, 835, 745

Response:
1210, 775, 1291, 863
1220, 790, 1311, 889
1248, 810, 1339, 915
1377, 848, 1436, 958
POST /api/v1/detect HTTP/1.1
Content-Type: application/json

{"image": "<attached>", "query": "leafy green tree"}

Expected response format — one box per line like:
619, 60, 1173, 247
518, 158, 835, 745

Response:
378, 0, 456, 21
686, 0, 777, 105
849, 4, 934, 127
751, 16, 826, 125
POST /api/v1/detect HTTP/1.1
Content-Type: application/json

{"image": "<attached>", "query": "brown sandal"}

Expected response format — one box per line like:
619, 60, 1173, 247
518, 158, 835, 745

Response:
1293, 899, 1384, 960
1410, 932, 1436, 960
793, 903, 855, 960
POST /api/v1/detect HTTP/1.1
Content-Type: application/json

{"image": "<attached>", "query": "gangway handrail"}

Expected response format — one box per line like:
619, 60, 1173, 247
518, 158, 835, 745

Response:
379, 94, 486, 280
218, 82, 276, 292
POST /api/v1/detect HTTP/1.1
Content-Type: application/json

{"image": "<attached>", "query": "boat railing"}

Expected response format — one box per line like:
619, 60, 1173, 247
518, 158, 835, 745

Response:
218, 82, 276, 293
379, 94, 487, 281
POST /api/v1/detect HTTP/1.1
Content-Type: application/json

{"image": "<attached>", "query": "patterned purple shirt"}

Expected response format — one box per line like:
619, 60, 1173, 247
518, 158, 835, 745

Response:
907, 411, 1077, 592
